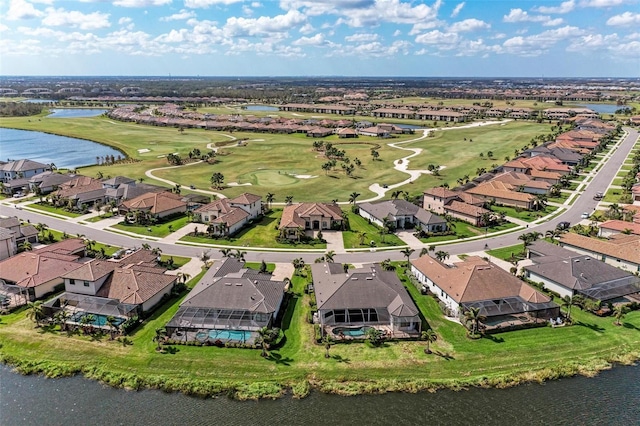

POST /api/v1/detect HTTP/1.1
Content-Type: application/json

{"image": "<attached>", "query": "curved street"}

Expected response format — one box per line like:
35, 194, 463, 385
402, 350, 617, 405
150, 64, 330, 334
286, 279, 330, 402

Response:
1, 127, 637, 266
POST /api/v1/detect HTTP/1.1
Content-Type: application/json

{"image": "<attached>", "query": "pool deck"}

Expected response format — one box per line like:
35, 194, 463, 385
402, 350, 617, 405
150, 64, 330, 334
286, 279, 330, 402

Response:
172, 330, 258, 346
326, 325, 420, 341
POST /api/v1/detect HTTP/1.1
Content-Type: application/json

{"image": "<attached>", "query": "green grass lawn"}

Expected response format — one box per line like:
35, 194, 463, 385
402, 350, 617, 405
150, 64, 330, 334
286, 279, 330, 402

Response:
491, 205, 557, 222
245, 262, 276, 273
342, 211, 405, 248
111, 215, 190, 238
486, 244, 526, 262
1, 260, 639, 399
548, 192, 571, 203
27, 203, 83, 218
417, 220, 518, 243
180, 210, 326, 249
159, 254, 191, 268
603, 188, 626, 203
86, 212, 115, 222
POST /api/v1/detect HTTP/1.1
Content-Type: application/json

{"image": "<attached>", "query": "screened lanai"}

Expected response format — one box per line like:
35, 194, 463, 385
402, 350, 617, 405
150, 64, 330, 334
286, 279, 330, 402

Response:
166, 306, 271, 332
578, 276, 640, 302
0, 280, 30, 310
43, 292, 138, 320
461, 296, 560, 319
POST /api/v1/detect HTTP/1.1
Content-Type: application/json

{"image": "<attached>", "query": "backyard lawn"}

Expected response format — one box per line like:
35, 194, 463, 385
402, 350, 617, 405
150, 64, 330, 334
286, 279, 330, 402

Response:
342, 211, 406, 248
111, 215, 190, 238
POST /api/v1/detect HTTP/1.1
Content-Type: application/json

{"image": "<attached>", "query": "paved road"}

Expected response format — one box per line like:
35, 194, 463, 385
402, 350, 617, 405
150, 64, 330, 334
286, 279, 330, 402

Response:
2, 128, 637, 266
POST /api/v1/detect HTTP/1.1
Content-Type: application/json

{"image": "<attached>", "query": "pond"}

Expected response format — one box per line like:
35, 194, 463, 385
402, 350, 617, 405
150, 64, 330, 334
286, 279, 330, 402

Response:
245, 105, 279, 111
47, 108, 107, 118
0, 128, 124, 169
1, 363, 638, 425
573, 103, 620, 114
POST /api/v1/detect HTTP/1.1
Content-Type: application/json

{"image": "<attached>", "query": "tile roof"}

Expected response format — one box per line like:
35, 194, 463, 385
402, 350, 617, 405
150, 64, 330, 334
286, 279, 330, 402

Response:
54, 176, 104, 199
599, 220, 640, 235
0, 244, 83, 288
229, 192, 261, 205
96, 265, 176, 305
311, 262, 419, 317
423, 187, 459, 198
411, 255, 550, 304
444, 200, 490, 217
279, 203, 343, 229
466, 181, 535, 202
559, 233, 640, 264
120, 191, 186, 214
62, 259, 117, 281
359, 199, 446, 225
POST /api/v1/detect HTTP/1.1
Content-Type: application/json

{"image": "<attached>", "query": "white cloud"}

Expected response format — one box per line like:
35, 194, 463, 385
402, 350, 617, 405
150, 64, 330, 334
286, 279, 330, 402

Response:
500, 25, 585, 56
503, 9, 563, 26
544, 18, 565, 26
567, 33, 619, 51
292, 33, 325, 46
224, 10, 306, 37
534, 0, 575, 14
345, 33, 379, 42
113, 0, 172, 7
6, 0, 44, 20
448, 18, 490, 33
580, 0, 625, 7
185, 0, 244, 7
606, 11, 640, 26
609, 40, 640, 56
299, 23, 315, 34
451, 2, 465, 18
415, 30, 460, 48
393, 29, 401, 36
160, 9, 196, 21
42, 8, 111, 30
0, 23, 9, 32
119, 17, 133, 25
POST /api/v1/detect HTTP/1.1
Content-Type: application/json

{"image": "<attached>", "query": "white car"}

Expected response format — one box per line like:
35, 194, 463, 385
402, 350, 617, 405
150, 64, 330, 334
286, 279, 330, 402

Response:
581, 212, 589, 219
12, 193, 23, 198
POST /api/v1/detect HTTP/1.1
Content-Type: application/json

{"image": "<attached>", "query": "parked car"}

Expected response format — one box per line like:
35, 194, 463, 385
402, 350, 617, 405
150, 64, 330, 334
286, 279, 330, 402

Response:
557, 221, 571, 230
12, 192, 23, 198
581, 212, 589, 219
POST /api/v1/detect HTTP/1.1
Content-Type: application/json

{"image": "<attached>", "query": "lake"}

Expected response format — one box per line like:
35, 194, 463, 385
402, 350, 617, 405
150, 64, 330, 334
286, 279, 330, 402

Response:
245, 105, 279, 111
0, 128, 123, 169
574, 103, 620, 114
1, 364, 638, 426
48, 109, 107, 118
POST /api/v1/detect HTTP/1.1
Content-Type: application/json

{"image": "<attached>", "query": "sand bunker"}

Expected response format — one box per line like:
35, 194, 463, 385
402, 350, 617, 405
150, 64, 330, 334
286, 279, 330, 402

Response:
227, 182, 253, 187
138, 148, 151, 153
294, 175, 318, 179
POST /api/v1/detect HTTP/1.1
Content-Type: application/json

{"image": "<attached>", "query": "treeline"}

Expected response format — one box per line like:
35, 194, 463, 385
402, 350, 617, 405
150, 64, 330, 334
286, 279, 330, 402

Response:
0, 102, 44, 117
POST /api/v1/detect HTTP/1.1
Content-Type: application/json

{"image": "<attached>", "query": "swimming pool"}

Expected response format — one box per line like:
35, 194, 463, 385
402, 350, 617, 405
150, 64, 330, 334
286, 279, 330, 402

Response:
332, 326, 374, 337
70, 312, 125, 327
195, 329, 254, 343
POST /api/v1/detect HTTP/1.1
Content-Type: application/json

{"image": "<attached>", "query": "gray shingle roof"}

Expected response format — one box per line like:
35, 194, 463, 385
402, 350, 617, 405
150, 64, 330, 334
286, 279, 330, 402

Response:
359, 199, 445, 225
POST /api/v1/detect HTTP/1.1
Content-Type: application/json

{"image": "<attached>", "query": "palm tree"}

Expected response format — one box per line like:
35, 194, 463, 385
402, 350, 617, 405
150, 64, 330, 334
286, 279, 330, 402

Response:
380, 259, 395, 271
357, 231, 367, 246
292, 258, 305, 275
210, 172, 224, 189
613, 305, 628, 326
348, 192, 360, 205
464, 307, 485, 335
153, 327, 166, 351
265, 192, 275, 210
531, 194, 548, 211
220, 248, 232, 257
322, 334, 333, 358
561, 295, 577, 323
26, 301, 44, 327
435, 251, 449, 262
35, 222, 48, 240
284, 195, 294, 205
233, 249, 247, 261
55, 310, 71, 332
106, 315, 118, 340
607, 203, 622, 220
257, 326, 271, 358
324, 250, 335, 263
400, 248, 415, 270
19, 241, 33, 252
421, 329, 437, 354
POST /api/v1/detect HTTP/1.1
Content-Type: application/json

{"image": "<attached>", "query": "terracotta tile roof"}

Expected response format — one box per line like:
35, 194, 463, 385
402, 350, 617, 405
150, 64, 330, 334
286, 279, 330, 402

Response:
54, 176, 104, 199
466, 181, 535, 202
423, 187, 459, 198
33, 238, 86, 256
0, 247, 82, 288
411, 255, 550, 304
195, 198, 234, 215
599, 220, 640, 235
444, 200, 490, 217
229, 192, 261, 205
213, 208, 250, 227
96, 265, 176, 305
279, 203, 343, 229
529, 169, 562, 180
120, 191, 186, 215
61, 259, 117, 281
559, 233, 640, 265
492, 171, 552, 190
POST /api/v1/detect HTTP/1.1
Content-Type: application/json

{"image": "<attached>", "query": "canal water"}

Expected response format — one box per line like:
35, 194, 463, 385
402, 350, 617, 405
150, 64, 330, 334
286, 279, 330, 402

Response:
0, 128, 123, 169
1, 364, 638, 426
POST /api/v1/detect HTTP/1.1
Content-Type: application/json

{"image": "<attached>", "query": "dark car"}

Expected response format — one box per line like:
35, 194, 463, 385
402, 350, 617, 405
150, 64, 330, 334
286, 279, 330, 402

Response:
557, 221, 571, 230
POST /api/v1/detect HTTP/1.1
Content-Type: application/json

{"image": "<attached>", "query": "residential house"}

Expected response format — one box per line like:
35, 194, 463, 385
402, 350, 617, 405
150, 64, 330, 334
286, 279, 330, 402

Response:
491, 171, 552, 194
311, 262, 421, 337
0, 159, 50, 194
0, 239, 85, 302
358, 199, 447, 232
524, 241, 640, 301
52, 176, 106, 208
279, 203, 343, 237
357, 126, 390, 137
411, 255, 558, 326
0, 216, 38, 247
557, 233, 640, 273
0, 228, 17, 261
118, 191, 187, 219
28, 172, 77, 195
193, 193, 262, 236
598, 220, 640, 238
336, 128, 358, 138
422, 187, 490, 226
466, 180, 535, 209
165, 258, 287, 342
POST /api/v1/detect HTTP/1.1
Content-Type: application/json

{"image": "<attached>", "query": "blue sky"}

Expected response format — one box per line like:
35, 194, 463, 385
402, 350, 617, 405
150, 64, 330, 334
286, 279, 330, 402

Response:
1, 0, 638, 77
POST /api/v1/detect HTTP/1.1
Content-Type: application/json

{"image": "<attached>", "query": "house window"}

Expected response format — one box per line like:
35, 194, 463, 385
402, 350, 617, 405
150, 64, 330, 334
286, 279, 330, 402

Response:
69, 279, 75, 285
83, 281, 90, 287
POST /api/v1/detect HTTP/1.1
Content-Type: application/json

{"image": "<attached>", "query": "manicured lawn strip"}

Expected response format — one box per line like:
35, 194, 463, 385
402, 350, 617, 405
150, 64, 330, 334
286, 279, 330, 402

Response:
86, 213, 115, 223
571, 174, 587, 182
112, 215, 190, 238
159, 255, 191, 268
342, 211, 405, 248
244, 262, 276, 273
491, 205, 556, 222
427, 220, 518, 242
27, 203, 83, 218
1, 260, 639, 398
486, 244, 525, 261
603, 188, 625, 203
182, 210, 326, 249
548, 192, 570, 203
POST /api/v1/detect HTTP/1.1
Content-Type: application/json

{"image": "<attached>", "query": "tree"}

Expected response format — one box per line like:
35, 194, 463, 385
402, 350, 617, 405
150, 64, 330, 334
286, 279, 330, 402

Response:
561, 295, 577, 323
220, 248, 232, 257
259, 260, 268, 273
365, 327, 384, 346
400, 248, 415, 270
153, 327, 167, 351
371, 149, 380, 161
265, 192, 275, 210
106, 315, 119, 340
435, 251, 449, 262
233, 249, 247, 261
357, 231, 367, 246
464, 307, 485, 335
19, 241, 33, 252
285, 195, 294, 205
324, 250, 335, 263
210, 172, 224, 189
531, 194, 548, 211
292, 258, 305, 275
35, 222, 48, 240
26, 301, 44, 327
257, 326, 276, 358
380, 259, 395, 271
322, 334, 333, 358
613, 304, 628, 326
348, 192, 360, 205
421, 329, 437, 354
